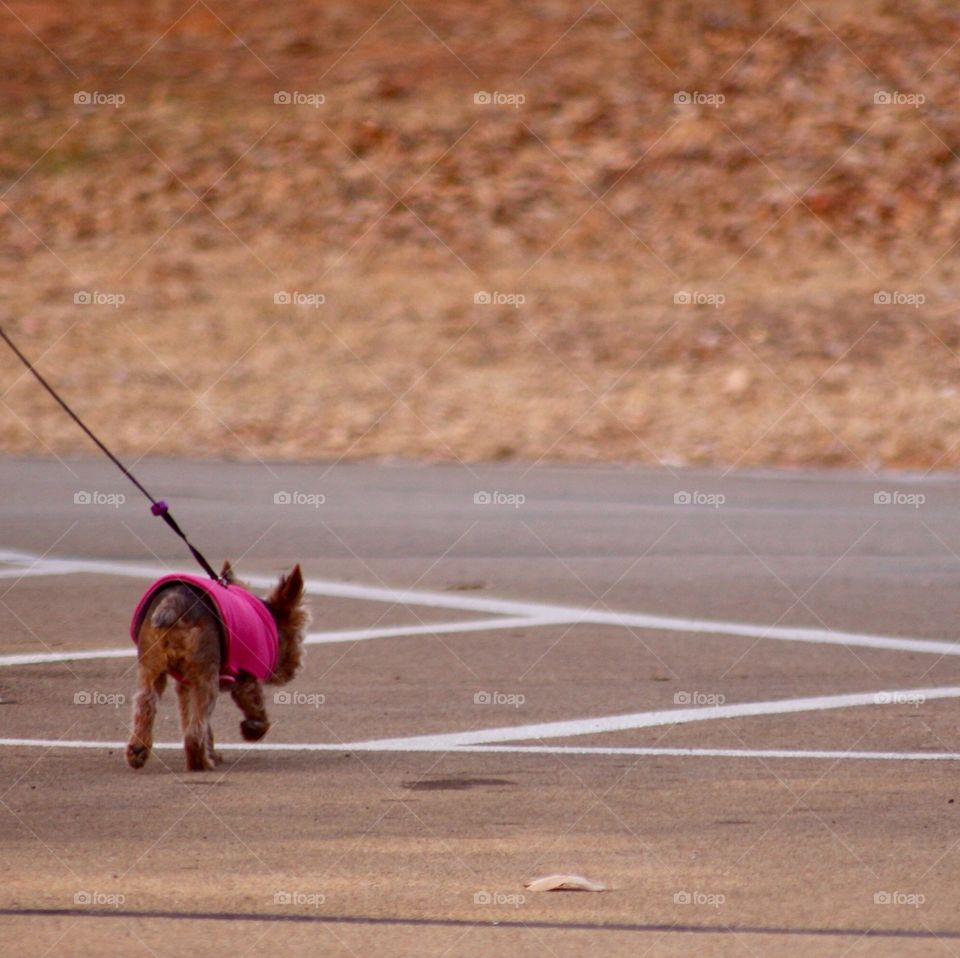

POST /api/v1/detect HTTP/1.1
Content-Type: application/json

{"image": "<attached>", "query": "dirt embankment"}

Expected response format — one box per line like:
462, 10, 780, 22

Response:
2, 0, 960, 469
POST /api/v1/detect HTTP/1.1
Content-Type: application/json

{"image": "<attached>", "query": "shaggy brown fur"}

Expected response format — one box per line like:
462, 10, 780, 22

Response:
126, 561, 310, 772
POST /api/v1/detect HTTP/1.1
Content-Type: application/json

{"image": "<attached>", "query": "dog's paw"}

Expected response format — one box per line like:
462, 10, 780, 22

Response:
240, 719, 269, 741
184, 737, 217, 771
126, 742, 149, 769
184, 747, 215, 771
210, 750, 223, 767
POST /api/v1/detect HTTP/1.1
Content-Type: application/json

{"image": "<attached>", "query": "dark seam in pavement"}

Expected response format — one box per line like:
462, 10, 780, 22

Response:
0, 908, 956, 939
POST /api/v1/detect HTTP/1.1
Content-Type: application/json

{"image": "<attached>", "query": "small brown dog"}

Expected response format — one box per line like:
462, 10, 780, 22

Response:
126, 561, 310, 772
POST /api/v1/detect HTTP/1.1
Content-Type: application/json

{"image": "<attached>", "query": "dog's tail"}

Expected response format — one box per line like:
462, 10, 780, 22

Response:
137, 584, 224, 689
150, 586, 199, 630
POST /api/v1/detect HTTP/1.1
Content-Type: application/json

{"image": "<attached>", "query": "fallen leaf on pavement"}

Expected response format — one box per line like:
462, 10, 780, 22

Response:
524, 874, 607, 892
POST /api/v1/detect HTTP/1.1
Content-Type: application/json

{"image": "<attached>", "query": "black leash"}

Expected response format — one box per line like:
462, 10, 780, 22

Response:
0, 324, 222, 583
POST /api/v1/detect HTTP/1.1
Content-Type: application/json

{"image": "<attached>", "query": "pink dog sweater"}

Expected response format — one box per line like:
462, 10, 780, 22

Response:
131, 574, 279, 685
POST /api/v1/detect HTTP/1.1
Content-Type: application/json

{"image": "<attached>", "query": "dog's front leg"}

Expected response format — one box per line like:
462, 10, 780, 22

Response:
230, 676, 270, 741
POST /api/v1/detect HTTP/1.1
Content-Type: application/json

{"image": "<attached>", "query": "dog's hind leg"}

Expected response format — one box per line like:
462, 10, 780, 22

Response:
230, 676, 271, 741
176, 679, 191, 741
174, 680, 222, 767
205, 723, 222, 767
182, 666, 220, 771
126, 669, 167, 769
176, 679, 225, 767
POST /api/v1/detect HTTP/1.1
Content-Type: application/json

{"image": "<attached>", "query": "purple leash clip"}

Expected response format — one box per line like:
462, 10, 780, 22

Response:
151, 500, 168, 517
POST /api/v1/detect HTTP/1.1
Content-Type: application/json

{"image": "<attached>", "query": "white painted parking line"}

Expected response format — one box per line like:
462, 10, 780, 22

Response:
0, 648, 136, 667
4, 549, 959, 659
344, 686, 960, 750
5, 549, 960, 767
445, 744, 960, 761
1, 738, 958, 763
0, 564, 80, 580
303, 616, 570, 644
0, 550, 50, 563
0, 617, 560, 668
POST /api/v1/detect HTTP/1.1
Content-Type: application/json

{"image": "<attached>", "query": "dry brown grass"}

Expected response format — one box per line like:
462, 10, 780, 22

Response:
3, 0, 960, 469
